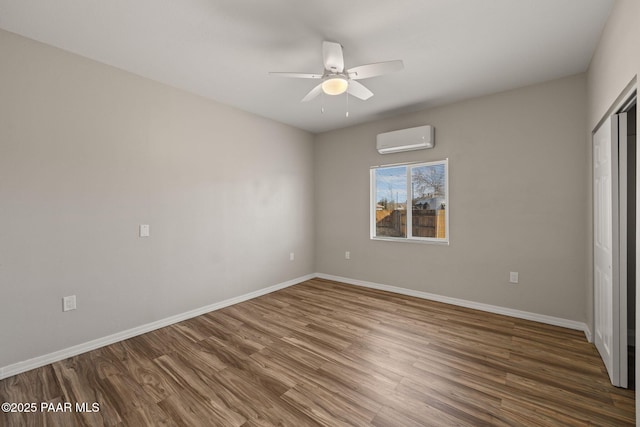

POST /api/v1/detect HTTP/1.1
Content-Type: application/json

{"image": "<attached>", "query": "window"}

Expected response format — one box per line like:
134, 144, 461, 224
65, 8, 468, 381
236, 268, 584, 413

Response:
370, 159, 448, 243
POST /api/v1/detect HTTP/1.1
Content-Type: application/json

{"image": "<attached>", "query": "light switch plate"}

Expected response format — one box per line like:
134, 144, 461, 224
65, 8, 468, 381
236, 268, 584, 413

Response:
140, 224, 150, 237
63, 295, 76, 312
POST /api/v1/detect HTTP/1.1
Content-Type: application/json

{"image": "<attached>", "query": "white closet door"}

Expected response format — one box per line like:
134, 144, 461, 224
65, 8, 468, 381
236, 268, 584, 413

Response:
593, 115, 625, 387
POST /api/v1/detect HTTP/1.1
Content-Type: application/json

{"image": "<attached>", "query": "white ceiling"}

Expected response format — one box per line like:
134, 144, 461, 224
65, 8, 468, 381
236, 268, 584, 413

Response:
0, 0, 613, 133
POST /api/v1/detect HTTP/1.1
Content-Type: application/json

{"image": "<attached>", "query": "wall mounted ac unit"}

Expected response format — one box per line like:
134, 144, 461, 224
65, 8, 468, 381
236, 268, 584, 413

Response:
376, 125, 435, 154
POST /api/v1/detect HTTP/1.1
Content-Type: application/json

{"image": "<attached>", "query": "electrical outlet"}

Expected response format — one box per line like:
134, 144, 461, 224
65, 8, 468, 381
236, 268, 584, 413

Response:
345, 251, 350, 260
509, 272, 519, 284
139, 224, 150, 237
290, 252, 295, 261
63, 295, 76, 312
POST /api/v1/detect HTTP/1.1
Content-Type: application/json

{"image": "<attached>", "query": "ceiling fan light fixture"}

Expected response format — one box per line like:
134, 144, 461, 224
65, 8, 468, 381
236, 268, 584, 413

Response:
322, 77, 348, 95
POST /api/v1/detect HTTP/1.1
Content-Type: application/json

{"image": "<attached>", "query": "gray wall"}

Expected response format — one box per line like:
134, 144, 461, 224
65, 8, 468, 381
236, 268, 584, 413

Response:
315, 74, 588, 321
0, 29, 315, 368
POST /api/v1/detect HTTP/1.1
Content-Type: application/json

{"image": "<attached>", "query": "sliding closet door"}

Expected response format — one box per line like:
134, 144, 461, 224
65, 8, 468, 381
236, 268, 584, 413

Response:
593, 115, 626, 387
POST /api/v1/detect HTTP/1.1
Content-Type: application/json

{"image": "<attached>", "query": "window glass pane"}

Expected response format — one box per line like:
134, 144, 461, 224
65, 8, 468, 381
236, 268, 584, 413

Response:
411, 163, 446, 239
371, 160, 447, 243
375, 166, 407, 238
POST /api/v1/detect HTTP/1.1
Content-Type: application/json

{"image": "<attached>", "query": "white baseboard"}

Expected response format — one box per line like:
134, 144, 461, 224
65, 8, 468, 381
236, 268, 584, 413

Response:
1, 272, 593, 380
315, 273, 592, 341
0, 273, 315, 380
584, 325, 593, 343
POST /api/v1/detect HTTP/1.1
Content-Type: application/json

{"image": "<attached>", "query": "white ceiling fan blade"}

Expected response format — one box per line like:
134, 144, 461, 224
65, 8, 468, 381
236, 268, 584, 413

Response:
301, 83, 323, 102
322, 41, 344, 73
347, 60, 404, 80
269, 72, 323, 79
347, 80, 373, 100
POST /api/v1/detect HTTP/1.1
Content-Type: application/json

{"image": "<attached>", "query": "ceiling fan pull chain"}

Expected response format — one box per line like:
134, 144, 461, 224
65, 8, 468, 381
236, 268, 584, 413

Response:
346, 86, 349, 117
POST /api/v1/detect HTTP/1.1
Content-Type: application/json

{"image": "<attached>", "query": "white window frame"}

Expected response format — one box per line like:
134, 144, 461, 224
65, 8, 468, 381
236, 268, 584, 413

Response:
370, 159, 449, 244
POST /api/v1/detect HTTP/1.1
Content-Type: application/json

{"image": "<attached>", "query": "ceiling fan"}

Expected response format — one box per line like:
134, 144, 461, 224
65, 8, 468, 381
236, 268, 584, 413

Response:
270, 41, 404, 103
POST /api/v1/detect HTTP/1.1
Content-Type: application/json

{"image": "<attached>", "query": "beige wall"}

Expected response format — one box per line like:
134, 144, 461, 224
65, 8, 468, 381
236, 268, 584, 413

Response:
0, 29, 315, 368
587, 0, 639, 128
315, 74, 588, 321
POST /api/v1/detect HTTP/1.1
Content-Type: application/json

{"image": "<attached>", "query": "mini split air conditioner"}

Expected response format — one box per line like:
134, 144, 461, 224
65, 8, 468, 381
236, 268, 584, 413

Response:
376, 125, 435, 154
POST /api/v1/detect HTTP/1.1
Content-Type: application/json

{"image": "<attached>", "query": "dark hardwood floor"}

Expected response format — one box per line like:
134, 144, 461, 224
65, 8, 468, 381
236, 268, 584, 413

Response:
0, 278, 635, 426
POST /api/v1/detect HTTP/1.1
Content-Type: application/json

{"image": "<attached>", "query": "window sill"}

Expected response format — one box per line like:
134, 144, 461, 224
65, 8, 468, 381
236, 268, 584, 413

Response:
370, 236, 450, 245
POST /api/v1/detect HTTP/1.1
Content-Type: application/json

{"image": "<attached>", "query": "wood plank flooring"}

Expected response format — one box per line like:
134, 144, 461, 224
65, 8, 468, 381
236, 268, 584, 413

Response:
0, 278, 635, 426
